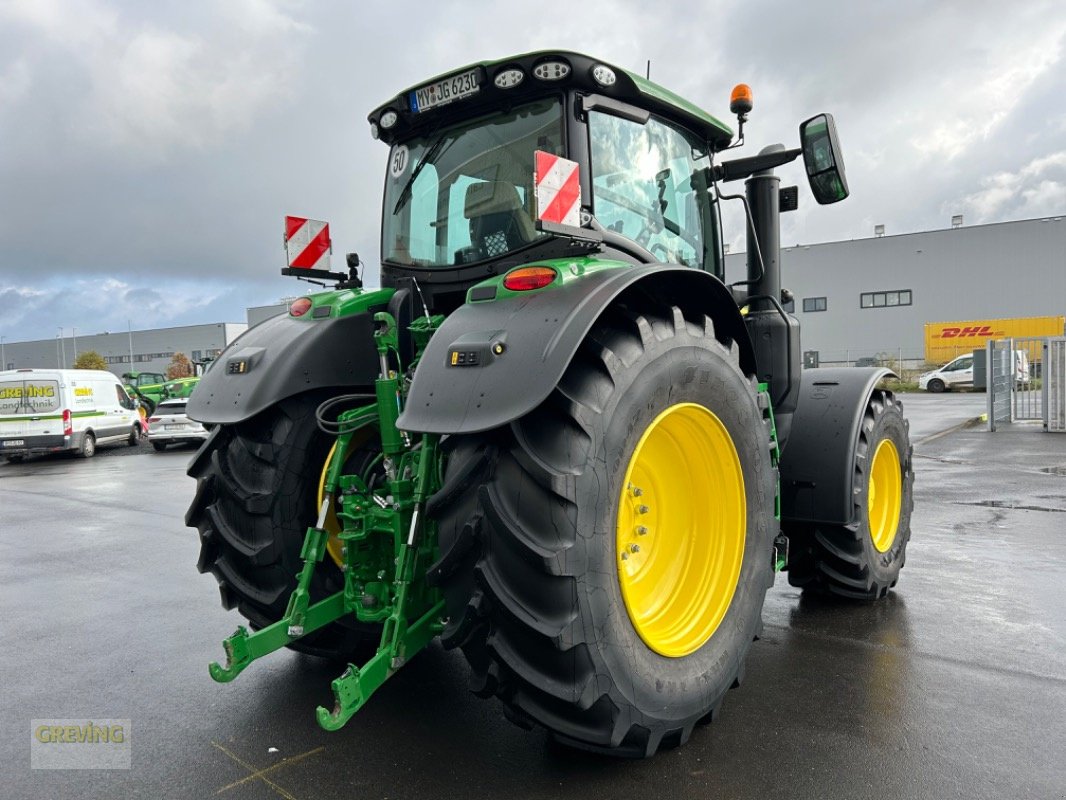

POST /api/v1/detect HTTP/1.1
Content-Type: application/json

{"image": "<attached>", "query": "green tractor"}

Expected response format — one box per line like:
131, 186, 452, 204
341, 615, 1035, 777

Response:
126, 358, 213, 411
186, 51, 913, 757
122, 371, 168, 415
162, 359, 214, 401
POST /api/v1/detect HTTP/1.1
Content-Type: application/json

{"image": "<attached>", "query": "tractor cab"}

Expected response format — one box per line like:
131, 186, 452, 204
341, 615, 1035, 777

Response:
370, 51, 846, 315
371, 52, 736, 313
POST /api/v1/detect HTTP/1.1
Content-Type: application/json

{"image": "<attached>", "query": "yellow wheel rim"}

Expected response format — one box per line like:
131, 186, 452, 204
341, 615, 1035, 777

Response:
318, 441, 347, 568
616, 402, 746, 658
868, 438, 902, 553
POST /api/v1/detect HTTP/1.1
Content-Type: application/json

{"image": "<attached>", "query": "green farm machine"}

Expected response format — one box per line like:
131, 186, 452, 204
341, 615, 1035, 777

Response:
122, 371, 168, 415
125, 359, 212, 414
187, 51, 913, 757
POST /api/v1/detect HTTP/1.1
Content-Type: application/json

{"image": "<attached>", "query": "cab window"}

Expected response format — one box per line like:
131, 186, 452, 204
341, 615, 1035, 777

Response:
382, 98, 563, 268
588, 111, 712, 269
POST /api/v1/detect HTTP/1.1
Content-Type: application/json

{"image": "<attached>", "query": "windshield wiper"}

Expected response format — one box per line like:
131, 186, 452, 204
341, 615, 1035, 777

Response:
392, 135, 456, 216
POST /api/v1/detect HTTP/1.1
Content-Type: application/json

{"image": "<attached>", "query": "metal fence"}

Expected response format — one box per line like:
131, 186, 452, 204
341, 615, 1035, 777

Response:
988, 336, 1066, 432
1049, 338, 1066, 433
987, 340, 1012, 431
1012, 337, 1045, 422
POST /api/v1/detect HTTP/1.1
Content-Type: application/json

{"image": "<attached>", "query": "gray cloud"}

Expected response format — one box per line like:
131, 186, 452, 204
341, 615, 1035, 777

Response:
2, 0, 1064, 342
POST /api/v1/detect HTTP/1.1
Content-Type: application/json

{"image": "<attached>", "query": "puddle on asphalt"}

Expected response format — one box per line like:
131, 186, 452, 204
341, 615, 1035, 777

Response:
958, 500, 1066, 513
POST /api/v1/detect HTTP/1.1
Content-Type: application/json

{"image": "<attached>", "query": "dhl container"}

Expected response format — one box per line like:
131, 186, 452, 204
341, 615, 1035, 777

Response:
924, 316, 1065, 364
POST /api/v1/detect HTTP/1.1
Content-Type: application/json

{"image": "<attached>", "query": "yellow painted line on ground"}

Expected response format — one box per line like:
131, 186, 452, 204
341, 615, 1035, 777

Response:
211, 741, 323, 800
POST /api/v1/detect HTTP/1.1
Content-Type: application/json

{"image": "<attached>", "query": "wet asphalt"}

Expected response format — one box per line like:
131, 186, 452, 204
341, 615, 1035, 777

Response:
2, 392, 1064, 799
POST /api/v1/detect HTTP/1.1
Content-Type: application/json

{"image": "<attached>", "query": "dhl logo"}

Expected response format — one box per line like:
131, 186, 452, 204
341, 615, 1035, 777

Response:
938, 325, 1006, 339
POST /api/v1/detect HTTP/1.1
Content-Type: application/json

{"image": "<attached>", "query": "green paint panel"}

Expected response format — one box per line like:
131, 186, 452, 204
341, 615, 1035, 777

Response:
290, 287, 396, 321
466, 256, 633, 304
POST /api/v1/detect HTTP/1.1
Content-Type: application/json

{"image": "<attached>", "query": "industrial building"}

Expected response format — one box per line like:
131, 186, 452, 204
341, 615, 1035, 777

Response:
724, 215, 1066, 367
1, 322, 246, 377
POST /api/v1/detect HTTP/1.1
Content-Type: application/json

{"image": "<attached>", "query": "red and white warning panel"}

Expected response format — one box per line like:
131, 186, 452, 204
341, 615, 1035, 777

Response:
534, 151, 581, 227
284, 216, 332, 271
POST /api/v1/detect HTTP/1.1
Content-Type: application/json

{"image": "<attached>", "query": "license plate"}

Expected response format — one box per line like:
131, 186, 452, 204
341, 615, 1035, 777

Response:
410, 69, 479, 113
3, 440, 24, 447
164, 424, 185, 431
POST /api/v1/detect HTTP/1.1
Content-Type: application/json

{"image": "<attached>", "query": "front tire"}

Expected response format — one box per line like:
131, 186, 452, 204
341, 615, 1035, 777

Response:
785, 390, 914, 599
927, 378, 945, 393
433, 302, 776, 757
152, 441, 167, 452
186, 393, 378, 658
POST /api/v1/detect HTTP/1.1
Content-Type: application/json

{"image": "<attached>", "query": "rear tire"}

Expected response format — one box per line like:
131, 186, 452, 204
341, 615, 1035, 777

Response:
432, 301, 776, 757
186, 393, 378, 659
128, 425, 140, 446
79, 432, 96, 459
927, 378, 945, 393
152, 441, 167, 452
785, 390, 914, 600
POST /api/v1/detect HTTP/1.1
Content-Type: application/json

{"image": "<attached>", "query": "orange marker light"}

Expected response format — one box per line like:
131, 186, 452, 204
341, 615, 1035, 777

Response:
730, 84, 753, 115
503, 266, 557, 291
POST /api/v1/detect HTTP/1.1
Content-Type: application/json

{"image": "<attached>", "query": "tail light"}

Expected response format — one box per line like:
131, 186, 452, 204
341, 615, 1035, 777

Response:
289, 297, 313, 317
503, 266, 557, 291
148, 417, 161, 424
62, 409, 72, 436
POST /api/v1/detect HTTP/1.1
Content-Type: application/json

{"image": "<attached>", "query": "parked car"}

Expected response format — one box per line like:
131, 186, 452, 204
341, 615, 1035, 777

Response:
919, 350, 1030, 393
147, 398, 208, 451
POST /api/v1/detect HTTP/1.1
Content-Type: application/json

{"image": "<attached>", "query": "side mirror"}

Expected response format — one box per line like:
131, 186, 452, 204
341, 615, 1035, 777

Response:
800, 113, 849, 204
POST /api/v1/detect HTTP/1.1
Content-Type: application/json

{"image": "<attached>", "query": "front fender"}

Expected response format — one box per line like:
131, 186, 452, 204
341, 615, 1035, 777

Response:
397, 265, 754, 434
779, 367, 897, 525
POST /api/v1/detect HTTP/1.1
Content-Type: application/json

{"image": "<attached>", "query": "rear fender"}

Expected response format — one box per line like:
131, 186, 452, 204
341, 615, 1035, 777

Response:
397, 265, 754, 435
778, 367, 897, 525
187, 306, 387, 426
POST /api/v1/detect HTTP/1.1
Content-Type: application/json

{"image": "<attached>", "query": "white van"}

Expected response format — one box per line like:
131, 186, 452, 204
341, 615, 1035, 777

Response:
919, 350, 1030, 392
0, 369, 143, 461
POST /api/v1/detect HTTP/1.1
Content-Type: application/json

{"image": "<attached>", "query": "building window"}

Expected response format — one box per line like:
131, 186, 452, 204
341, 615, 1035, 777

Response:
861, 289, 912, 309
802, 296, 827, 312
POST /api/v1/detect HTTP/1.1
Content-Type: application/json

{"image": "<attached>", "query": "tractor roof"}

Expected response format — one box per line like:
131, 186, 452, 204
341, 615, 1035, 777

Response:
369, 50, 734, 149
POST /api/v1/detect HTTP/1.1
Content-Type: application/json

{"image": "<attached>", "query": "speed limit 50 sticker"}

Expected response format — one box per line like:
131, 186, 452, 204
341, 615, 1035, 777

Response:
390, 145, 409, 179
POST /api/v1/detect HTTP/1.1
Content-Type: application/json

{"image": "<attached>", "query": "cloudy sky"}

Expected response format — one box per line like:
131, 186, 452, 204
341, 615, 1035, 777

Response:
2, 0, 1064, 344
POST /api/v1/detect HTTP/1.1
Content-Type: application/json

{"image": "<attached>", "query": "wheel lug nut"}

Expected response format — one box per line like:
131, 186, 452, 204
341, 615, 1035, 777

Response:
632, 487, 643, 497
637, 526, 648, 535
620, 551, 629, 561
638, 505, 649, 514
630, 544, 640, 553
